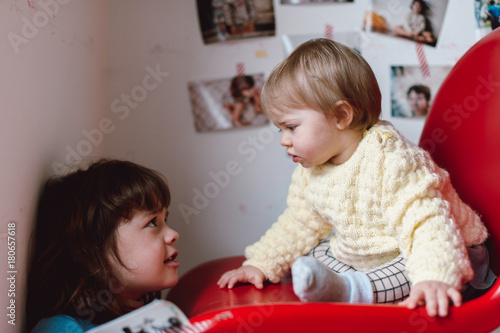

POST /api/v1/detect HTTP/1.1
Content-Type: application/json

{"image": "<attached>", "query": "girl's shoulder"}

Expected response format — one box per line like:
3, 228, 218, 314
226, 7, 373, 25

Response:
31, 315, 96, 333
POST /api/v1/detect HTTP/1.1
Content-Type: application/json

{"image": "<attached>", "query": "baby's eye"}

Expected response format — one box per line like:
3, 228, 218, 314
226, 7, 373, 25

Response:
147, 217, 158, 227
287, 125, 296, 131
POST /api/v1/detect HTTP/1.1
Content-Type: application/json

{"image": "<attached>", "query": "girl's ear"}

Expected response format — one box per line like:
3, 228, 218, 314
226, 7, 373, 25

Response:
334, 100, 354, 130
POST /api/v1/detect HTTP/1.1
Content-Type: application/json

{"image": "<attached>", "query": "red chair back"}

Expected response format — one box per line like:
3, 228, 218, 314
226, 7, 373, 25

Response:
419, 29, 500, 274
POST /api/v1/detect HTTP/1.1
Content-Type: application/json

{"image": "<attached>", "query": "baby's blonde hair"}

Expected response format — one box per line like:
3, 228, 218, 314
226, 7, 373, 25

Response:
261, 38, 381, 132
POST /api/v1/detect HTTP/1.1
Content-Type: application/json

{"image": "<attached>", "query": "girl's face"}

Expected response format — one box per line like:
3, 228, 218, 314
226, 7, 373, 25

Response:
241, 87, 255, 97
110, 207, 179, 300
412, 1, 422, 14
274, 107, 361, 167
407, 90, 429, 116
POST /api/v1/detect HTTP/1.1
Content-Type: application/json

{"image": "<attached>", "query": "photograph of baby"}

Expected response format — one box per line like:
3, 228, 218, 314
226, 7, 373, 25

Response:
197, 0, 275, 44
391, 65, 452, 118
363, 0, 449, 47
188, 73, 268, 132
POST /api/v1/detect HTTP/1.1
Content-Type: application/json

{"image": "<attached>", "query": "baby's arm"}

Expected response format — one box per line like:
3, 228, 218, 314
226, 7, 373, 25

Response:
230, 102, 247, 127
399, 280, 462, 317
379, 140, 485, 316
218, 265, 268, 289
219, 167, 331, 288
252, 88, 262, 113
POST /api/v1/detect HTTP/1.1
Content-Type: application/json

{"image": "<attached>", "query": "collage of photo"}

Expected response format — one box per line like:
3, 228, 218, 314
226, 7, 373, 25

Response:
190, 0, 488, 133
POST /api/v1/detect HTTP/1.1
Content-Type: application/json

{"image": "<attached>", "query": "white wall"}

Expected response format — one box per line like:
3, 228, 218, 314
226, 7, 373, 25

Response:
103, 0, 293, 280
0, 0, 485, 332
0, 1, 106, 332
103, 0, 479, 280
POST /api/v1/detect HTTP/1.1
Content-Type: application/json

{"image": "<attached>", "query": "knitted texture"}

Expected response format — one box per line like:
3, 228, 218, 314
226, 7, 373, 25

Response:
243, 121, 488, 289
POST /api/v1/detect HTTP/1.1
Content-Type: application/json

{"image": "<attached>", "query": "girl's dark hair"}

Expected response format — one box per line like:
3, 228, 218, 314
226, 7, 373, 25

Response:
412, 0, 430, 16
230, 75, 255, 99
407, 84, 431, 101
26, 159, 171, 330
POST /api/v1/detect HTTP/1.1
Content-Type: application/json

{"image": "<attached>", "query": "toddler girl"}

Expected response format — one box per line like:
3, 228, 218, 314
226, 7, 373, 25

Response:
26, 159, 180, 332
218, 38, 496, 317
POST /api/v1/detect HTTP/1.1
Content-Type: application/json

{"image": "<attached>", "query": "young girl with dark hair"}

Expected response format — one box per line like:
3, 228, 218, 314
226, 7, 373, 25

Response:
26, 159, 180, 332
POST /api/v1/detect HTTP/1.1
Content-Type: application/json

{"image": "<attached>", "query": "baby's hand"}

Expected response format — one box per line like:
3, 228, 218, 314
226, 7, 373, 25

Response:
217, 265, 266, 289
399, 281, 462, 317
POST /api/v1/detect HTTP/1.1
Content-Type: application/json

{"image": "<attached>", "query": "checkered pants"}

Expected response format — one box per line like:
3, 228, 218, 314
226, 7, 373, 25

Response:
307, 239, 411, 304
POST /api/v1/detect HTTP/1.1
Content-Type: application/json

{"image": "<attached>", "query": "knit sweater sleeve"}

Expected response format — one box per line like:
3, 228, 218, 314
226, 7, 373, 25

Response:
242, 166, 332, 281
382, 145, 479, 289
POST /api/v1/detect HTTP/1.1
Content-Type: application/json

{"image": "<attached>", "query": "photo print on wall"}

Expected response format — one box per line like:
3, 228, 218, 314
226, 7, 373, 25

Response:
197, 0, 275, 44
188, 73, 268, 132
391, 65, 452, 118
363, 0, 449, 47
475, 0, 500, 40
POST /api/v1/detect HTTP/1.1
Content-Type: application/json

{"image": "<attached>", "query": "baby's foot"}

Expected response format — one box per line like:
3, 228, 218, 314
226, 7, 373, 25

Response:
291, 257, 351, 302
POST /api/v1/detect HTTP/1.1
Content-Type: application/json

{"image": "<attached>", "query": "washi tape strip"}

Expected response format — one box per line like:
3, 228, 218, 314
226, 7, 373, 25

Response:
236, 62, 245, 76
416, 43, 430, 78
27, 0, 37, 10
325, 24, 334, 40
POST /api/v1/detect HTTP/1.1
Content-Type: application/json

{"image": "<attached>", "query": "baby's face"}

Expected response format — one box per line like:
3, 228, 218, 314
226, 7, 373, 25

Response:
273, 107, 360, 167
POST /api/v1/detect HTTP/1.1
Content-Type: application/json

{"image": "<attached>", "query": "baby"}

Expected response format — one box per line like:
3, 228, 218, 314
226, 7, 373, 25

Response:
218, 38, 496, 317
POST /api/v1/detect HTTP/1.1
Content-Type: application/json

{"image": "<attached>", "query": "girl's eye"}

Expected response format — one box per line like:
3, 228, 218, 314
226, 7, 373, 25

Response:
287, 125, 296, 131
147, 217, 158, 227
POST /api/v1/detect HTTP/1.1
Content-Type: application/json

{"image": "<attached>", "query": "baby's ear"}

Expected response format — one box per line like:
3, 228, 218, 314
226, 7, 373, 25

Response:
333, 100, 354, 130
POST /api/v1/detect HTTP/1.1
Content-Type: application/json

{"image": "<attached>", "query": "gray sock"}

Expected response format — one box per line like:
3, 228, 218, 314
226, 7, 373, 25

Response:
291, 256, 351, 302
291, 256, 374, 304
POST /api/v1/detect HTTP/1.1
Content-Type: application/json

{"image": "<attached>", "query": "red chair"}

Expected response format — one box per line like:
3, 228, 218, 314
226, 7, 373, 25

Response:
167, 29, 500, 333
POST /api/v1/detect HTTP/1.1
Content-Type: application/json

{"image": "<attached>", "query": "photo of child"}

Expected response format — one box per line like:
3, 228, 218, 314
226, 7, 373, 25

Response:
224, 75, 263, 127
363, 0, 448, 47
391, 65, 451, 118
188, 73, 268, 132
393, 0, 435, 44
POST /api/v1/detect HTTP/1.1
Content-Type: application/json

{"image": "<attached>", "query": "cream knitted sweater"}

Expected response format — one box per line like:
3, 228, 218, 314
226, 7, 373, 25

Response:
244, 122, 488, 288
